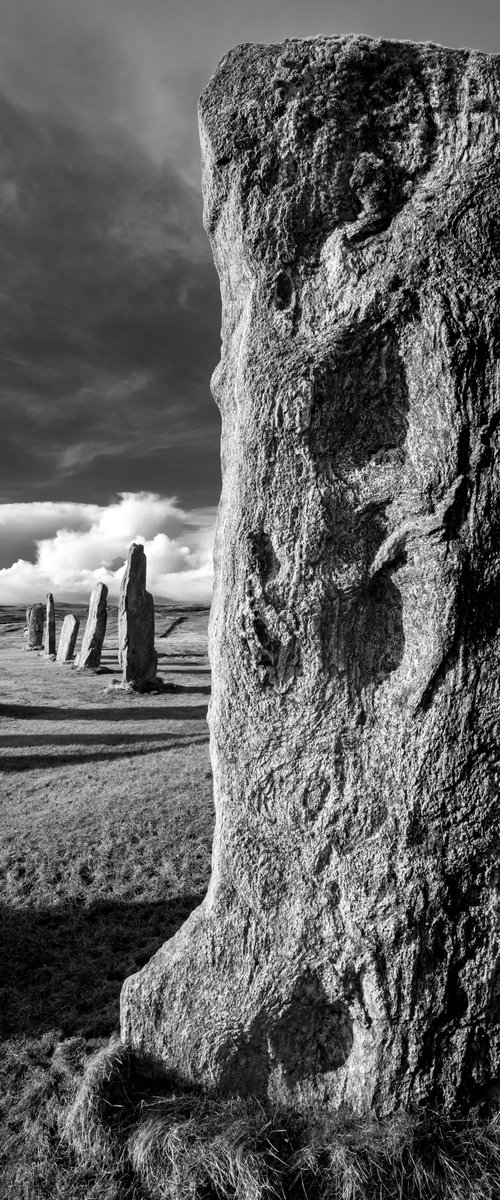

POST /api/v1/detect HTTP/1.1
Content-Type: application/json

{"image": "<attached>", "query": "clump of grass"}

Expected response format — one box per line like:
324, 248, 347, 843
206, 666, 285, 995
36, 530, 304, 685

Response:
291, 1106, 500, 1199
63, 1043, 500, 1200
0, 1032, 139, 1200
64, 1043, 289, 1200
63, 1037, 137, 1166
129, 1095, 290, 1200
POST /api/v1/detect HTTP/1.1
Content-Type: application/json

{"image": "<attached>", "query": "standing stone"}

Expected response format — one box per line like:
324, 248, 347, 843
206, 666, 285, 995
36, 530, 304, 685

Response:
44, 592, 56, 657
24, 603, 44, 650
56, 615, 80, 663
118, 544, 157, 686
77, 583, 108, 670
121, 38, 500, 1116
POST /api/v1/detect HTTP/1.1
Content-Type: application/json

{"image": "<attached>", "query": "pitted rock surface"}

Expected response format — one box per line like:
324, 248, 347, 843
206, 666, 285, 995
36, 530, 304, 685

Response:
44, 593, 56, 657
56, 614, 80, 663
77, 582, 108, 670
121, 36, 500, 1116
24, 603, 44, 651
118, 544, 157, 685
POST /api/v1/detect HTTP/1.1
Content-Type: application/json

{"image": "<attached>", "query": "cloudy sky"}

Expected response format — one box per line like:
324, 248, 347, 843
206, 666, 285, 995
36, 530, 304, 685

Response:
0, 0, 499, 602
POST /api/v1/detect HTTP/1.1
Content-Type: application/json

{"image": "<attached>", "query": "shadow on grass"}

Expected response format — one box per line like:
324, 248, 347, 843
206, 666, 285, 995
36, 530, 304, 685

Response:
173, 666, 211, 675
0, 732, 203, 747
147, 705, 208, 722
162, 654, 209, 661
0, 892, 204, 1039
171, 685, 211, 696
0, 735, 209, 772
0, 703, 208, 722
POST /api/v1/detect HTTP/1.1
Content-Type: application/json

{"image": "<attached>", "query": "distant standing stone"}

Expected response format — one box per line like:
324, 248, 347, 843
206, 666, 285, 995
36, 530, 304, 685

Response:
77, 582, 108, 670
56, 614, 80, 663
25, 603, 44, 650
118, 544, 157, 686
44, 592, 56, 657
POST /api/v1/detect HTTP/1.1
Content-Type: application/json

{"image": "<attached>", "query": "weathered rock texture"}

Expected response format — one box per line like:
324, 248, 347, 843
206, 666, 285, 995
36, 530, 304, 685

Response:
122, 37, 500, 1117
77, 582, 108, 670
56, 614, 80, 663
44, 593, 56, 657
118, 544, 157, 685
24, 603, 44, 650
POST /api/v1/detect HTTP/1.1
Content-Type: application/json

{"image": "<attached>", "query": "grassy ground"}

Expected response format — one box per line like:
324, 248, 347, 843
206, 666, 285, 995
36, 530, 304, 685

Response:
0, 604, 214, 1196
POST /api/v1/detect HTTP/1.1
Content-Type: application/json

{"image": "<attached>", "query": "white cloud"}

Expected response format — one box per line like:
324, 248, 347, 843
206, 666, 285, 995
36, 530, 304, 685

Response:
0, 491, 215, 605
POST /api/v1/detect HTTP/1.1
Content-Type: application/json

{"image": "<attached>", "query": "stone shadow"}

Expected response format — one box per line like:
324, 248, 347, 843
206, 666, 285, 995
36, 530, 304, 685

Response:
219, 972, 353, 1098
0, 736, 209, 772
0, 893, 205, 1039
0, 732, 186, 748
161, 657, 208, 667
0, 703, 209, 722
172, 684, 212, 696
268, 973, 353, 1086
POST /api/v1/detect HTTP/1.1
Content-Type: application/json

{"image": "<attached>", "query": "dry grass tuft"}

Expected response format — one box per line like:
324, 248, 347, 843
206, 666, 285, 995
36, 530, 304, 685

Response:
62, 1043, 500, 1200
129, 1095, 290, 1200
63, 1037, 137, 1165
0, 1032, 137, 1199
290, 1107, 500, 1199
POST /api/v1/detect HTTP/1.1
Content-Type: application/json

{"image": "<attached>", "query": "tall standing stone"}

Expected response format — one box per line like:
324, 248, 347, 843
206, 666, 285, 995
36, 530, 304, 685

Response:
56, 615, 80, 663
118, 544, 157, 686
24, 603, 44, 650
44, 592, 56, 657
77, 583, 108, 670
122, 38, 500, 1116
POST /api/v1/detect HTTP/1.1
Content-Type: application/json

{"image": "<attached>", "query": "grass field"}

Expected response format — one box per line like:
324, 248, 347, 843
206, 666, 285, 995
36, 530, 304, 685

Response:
0, 603, 215, 1196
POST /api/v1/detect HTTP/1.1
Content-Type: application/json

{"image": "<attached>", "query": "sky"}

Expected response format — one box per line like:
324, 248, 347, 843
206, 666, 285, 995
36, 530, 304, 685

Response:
1, 0, 500, 603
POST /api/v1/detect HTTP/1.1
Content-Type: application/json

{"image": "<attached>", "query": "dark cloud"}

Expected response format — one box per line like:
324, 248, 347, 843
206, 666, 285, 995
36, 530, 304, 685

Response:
0, 0, 211, 185
0, 90, 221, 507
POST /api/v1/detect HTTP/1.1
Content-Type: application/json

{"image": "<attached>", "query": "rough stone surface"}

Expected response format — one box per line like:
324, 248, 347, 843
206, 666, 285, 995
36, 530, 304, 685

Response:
77, 582, 108, 670
121, 37, 500, 1116
44, 593, 56, 657
24, 603, 44, 650
56, 615, 80, 663
118, 544, 157, 685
